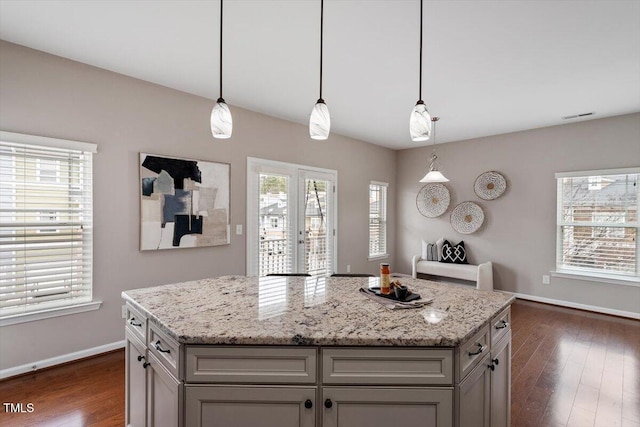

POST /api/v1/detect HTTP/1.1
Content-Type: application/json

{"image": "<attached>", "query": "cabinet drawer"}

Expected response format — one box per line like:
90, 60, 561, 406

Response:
149, 323, 180, 379
322, 348, 453, 386
457, 324, 490, 382
125, 303, 147, 343
490, 307, 511, 346
185, 347, 317, 384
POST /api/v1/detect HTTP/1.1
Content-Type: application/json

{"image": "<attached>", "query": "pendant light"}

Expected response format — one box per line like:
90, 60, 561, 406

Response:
211, 0, 232, 139
410, 0, 432, 142
309, 0, 330, 140
420, 117, 449, 183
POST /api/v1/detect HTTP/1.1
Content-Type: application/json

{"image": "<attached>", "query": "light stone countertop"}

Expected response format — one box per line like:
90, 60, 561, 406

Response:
122, 275, 515, 347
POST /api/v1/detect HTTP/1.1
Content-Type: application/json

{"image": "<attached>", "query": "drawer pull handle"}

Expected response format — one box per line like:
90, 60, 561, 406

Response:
137, 355, 145, 362
155, 341, 171, 354
129, 318, 142, 327
305, 399, 313, 409
143, 362, 150, 369
468, 343, 486, 356
324, 399, 333, 409
495, 320, 509, 329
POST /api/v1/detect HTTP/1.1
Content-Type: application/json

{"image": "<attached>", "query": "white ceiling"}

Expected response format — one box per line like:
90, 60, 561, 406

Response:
1, 0, 639, 149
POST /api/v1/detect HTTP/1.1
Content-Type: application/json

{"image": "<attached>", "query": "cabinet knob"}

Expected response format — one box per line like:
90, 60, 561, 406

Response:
492, 358, 499, 366
143, 362, 150, 369
137, 355, 145, 362
488, 363, 495, 371
304, 399, 313, 409
324, 399, 333, 409
468, 343, 486, 356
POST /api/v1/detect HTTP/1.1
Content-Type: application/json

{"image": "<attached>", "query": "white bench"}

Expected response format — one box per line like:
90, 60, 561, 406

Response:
411, 256, 494, 291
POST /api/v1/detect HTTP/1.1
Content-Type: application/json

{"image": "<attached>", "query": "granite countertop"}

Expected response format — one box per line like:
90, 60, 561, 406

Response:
122, 275, 514, 347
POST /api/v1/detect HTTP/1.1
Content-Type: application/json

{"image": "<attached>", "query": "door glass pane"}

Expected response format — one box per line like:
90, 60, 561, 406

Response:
259, 174, 292, 276
304, 178, 331, 276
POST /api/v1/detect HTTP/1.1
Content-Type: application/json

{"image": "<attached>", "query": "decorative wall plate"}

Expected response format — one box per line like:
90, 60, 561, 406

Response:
416, 183, 450, 218
450, 201, 484, 234
474, 171, 507, 200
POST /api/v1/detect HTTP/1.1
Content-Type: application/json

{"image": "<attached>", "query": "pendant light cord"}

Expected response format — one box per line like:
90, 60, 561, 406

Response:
219, 0, 224, 100
418, 0, 423, 102
319, 0, 324, 101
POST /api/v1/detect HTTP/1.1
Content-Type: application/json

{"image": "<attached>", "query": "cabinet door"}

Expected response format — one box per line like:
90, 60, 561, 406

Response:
322, 387, 452, 427
490, 331, 511, 427
126, 336, 147, 427
148, 353, 181, 427
457, 354, 490, 427
185, 386, 316, 427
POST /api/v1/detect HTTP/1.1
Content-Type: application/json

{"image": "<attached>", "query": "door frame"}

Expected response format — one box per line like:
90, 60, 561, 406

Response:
246, 157, 338, 276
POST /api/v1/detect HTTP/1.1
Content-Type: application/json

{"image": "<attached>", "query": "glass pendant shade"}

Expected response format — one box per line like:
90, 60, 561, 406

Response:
210, 98, 232, 139
420, 170, 449, 183
309, 100, 330, 140
410, 101, 432, 142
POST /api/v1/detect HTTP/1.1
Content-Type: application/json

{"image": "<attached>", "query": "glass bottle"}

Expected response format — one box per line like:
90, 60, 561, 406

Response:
380, 263, 391, 295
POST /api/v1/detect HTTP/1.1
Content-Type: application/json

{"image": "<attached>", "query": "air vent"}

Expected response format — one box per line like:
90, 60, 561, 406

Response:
562, 112, 595, 120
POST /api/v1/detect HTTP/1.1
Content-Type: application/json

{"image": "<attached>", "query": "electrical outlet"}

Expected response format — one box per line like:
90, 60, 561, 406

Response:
347, 264, 351, 273
121, 305, 127, 319
236, 224, 243, 235
542, 275, 550, 285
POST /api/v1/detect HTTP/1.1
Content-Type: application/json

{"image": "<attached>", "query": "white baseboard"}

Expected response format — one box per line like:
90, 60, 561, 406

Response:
505, 291, 640, 320
0, 340, 125, 380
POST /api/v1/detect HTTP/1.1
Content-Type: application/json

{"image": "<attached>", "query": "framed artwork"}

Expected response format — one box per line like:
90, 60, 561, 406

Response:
139, 153, 230, 250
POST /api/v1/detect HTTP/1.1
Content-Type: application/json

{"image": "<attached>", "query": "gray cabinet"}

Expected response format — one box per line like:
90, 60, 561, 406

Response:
185, 386, 316, 427
322, 387, 452, 427
490, 331, 511, 427
126, 334, 147, 427
147, 353, 181, 427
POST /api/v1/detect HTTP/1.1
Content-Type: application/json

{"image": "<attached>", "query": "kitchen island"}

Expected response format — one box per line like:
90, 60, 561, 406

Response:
122, 275, 514, 427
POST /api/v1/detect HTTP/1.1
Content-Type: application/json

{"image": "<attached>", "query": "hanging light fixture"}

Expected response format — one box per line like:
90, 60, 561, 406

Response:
211, 0, 232, 139
410, 0, 432, 142
420, 117, 449, 183
309, 0, 330, 140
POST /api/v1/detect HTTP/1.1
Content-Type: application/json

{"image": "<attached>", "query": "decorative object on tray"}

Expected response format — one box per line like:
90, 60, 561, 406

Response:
358, 286, 433, 310
416, 183, 450, 217
140, 153, 230, 250
450, 201, 484, 234
474, 171, 507, 200
440, 240, 468, 264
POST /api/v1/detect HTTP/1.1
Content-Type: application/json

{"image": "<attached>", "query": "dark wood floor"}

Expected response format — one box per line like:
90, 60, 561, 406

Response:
0, 300, 638, 427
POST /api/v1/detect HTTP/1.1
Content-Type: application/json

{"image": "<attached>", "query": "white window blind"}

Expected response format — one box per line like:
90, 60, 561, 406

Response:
556, 168, 639, 279
0, 133, 95, 318
369, 182, 388, 258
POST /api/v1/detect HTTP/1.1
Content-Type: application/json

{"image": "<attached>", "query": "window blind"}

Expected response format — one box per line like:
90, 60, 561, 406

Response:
369, 182, 388, 257
556, 169, 639, 277
0, 137, 94, 317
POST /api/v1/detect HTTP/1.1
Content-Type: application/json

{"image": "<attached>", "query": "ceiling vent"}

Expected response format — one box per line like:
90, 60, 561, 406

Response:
562, 112, 595, 120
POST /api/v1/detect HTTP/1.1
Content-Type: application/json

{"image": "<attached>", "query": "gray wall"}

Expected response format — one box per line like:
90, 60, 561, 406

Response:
0, 41, 396, 370
395, 113, 640, 314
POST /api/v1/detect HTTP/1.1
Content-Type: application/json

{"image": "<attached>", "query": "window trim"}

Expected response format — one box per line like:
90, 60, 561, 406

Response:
369, 180, 388, 259
0, 131, 98, 324
555, 167, 640, 284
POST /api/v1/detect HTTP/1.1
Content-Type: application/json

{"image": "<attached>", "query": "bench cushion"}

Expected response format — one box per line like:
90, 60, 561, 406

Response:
415, 260, 477, 282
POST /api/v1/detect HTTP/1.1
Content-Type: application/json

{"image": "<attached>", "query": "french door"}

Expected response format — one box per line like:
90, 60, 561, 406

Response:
247, 158, 337, 277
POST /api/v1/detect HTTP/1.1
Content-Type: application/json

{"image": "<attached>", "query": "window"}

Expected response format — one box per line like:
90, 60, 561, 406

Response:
0, 132, 98, 324
556, 168, 639, 282
369, 181, 388, 259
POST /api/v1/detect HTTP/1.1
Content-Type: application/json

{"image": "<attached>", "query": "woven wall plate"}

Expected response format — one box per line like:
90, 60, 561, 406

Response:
474, 171, 507, 200
416, 183, 450, 218
451, 201, 484, 234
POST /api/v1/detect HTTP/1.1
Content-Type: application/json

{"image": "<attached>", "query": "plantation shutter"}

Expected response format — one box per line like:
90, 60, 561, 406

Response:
369, 182, 388, 257
556, 168, 639, 277
0, 133, 96, 317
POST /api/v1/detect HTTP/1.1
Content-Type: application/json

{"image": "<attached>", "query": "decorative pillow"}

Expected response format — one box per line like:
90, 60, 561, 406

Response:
436, 237, 445, 261
426, 243, 438, 261
421, 240, 428, 260
440, 240, 468, 264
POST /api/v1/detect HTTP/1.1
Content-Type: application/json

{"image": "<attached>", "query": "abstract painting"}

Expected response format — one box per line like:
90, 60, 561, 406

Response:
139, 153, 230, 250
